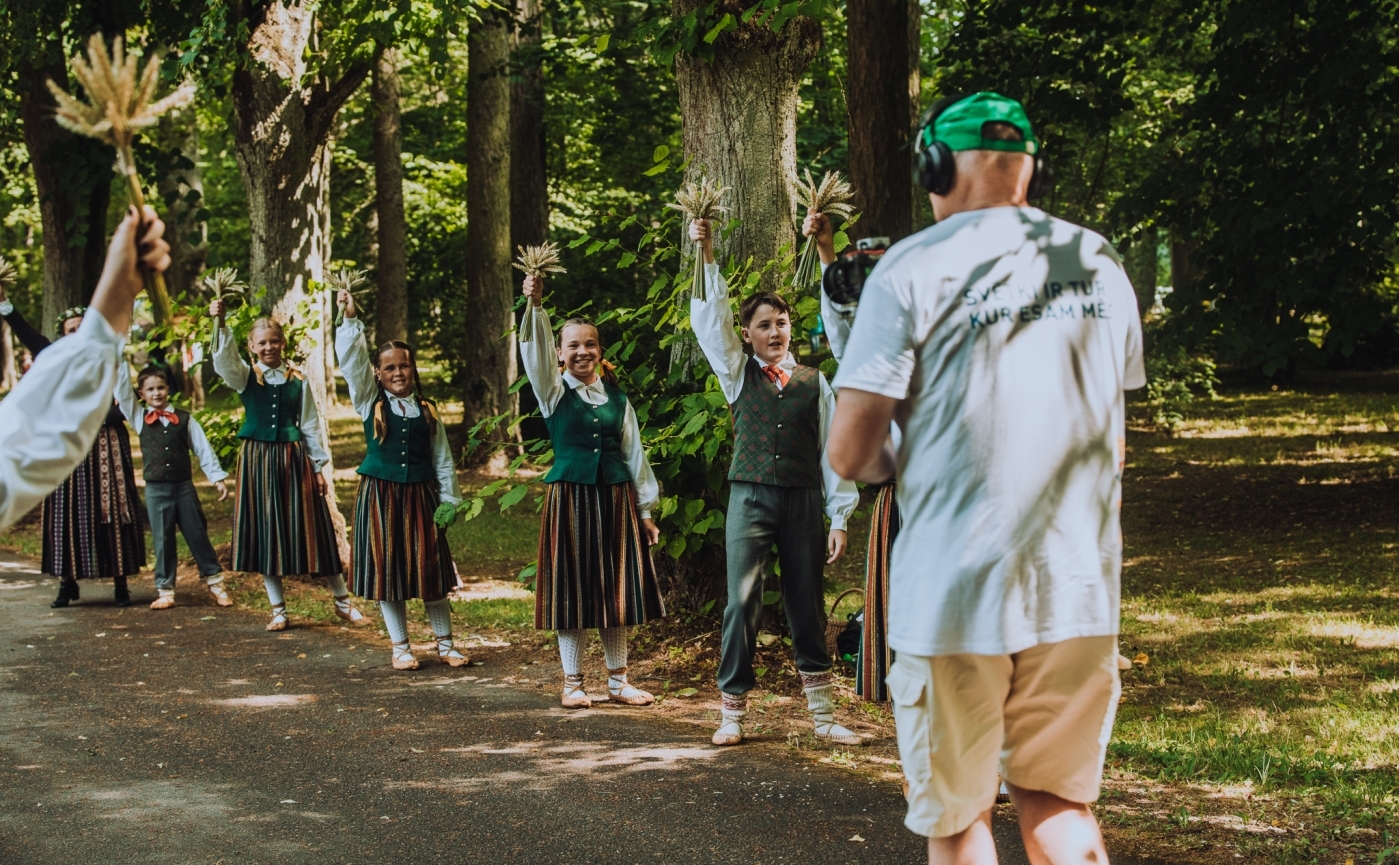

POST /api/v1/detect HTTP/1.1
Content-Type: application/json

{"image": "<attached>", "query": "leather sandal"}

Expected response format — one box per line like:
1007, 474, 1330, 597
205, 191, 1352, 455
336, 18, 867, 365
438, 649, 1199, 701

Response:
149, 591, 176, 610
333, 595, 372, 627
266, 605, 288, 632
392, 642, 419, 671
561, 674, 591, 709
437, 637, 469, 667
206, 579, 233, 607
606, 667, 654, 706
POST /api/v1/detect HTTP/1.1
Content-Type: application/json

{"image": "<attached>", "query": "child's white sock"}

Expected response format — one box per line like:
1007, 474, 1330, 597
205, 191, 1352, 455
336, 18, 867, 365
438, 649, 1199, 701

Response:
556, 629, 585, 677
599, 626, 627, 670
326, 573, 350, 598
379, 600, 409, 644
425, 598, 454, 638
262, 575, 285, 606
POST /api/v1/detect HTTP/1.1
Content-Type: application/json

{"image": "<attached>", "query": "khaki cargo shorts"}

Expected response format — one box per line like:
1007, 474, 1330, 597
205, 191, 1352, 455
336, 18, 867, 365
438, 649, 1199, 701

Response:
887, 635, 1121, 838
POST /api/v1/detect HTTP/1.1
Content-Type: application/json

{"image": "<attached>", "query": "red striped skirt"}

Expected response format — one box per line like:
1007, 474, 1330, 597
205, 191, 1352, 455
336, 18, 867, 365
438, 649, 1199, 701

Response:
352, 475, 456, 601
232, 439, 342, 577
535, 481, 665, 630
858, 483, 899, 702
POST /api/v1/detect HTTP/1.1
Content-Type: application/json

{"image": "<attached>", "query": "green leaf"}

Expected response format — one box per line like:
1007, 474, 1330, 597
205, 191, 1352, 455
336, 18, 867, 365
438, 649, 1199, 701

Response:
703, 12, 733, 43
567, 234, 592, 249
679, 411, 709, 437
833, 230, 850, 253
643, 162, 670, 177
701, 599, 717, 614
676, 687, 699, 697
499, 484, 530, 511
618, 252, 637, 268
585, 240, 605, 255
595, 33, 610, 52
518, 562, 537, 581
754, 666, 768, 679
433, 502, 458, 528
761, 590, 782, 606
667, 535, 688, 558
652, 144, 671, 163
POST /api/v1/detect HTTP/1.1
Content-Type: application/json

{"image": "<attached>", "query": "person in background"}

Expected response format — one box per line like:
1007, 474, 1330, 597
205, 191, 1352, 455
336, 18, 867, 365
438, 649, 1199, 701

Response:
115, 366, 231, 610
827, 92, 1145, 865
0, 206, 169, 534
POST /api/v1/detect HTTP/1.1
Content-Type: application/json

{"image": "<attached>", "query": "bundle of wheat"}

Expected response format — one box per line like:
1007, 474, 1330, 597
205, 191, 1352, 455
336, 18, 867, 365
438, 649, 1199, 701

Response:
325, 269, 368, 328
47, 35, 195, 327
667, 177, 731, 302
512, 242, 567, 343
792, 169, 856, 292
0, 256, 16, 292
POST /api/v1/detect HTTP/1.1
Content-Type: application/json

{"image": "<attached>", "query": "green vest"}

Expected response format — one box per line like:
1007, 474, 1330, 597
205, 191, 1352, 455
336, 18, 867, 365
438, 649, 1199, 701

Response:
139, 408, 193, 483
544, 381, 632, 486
728, 358, 823, 489
358, 396, 436, 484
237, 375, 303, 442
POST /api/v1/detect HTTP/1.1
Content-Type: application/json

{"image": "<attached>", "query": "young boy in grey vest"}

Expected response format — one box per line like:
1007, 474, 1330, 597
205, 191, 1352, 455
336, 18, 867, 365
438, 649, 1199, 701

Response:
116, 367, 231, 610
687, 218, 862, 747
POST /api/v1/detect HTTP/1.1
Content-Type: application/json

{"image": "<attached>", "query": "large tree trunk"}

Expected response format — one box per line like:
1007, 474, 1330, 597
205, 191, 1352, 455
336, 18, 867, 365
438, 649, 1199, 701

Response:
846, 0, 919, 243
372, 48, 408, 345
462, 10, 518, 455
673, 4, 822, 294
1127, 226, 1159, 318
229, 0, 373, 567
21, 61, 112, 339
154, 117, 210, 305
510, 0, 549, 253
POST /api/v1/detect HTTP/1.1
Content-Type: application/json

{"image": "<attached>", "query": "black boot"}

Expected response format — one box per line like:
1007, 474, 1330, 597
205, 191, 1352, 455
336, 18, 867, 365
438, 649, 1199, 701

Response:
113, 576, 131, 608
50, 580, 79, 609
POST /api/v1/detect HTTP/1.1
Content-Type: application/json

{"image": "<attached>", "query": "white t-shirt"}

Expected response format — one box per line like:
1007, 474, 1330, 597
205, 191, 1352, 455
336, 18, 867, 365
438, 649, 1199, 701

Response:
832, 206, 1146, 657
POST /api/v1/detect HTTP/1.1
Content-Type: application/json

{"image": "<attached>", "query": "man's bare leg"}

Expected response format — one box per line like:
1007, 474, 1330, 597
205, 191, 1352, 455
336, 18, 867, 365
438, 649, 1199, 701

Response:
1007, 783, 1108, 865
927, 810, 998, 865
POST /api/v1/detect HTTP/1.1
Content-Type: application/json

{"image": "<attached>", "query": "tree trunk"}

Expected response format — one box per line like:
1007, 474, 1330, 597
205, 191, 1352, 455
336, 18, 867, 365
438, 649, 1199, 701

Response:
846, 0, 918, 243
21, 60, 112, 339
462, 9, 518, 452
907, 0, 924, 231
0, 322, 15, 391
372, 48, 409, 345
154, 117, 210, 306
510, 0, 549, 253
230, 0, 374, 567
1127, 226, 1158, 317
673, 4, 822, 295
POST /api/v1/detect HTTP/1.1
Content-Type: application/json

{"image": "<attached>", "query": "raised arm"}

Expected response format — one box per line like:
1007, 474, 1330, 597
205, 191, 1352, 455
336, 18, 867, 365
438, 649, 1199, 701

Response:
817, 374, 859, 530
333, 292, 378, 420
113, 359, 143, 433
686, 219, 746, 403
518, 274, 566, 417
209, 298, 250, 393
0, 301, 51, 356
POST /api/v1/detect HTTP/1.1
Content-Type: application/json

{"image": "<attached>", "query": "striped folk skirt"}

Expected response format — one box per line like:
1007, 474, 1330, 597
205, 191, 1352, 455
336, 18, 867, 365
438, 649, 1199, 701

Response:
535, 481, 665, 631
232, 439, 342, 577
858, 483, 900, 702
353, 476, 456, 602
42, 423, 145, 580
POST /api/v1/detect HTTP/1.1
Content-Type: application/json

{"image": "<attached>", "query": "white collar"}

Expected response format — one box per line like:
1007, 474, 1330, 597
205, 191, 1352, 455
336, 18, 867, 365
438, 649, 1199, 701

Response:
753, 351, 796, 371
254, 360, 287, 375
562, 371, 605, 392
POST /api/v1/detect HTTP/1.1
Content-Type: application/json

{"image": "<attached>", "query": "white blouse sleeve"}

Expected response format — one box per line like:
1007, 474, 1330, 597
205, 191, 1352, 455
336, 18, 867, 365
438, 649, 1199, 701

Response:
688, 263, 747, 404
817, 373, 858, 531
186, 415, 229, 483
433, 417, 461, 505
518, 304, 565, 417
335, 317, 378, 420
299, 382, 332, 471
211, 325, 250, 393
620, 400, 659, 518
114, 361, 143, 433
0, 312, 124, 532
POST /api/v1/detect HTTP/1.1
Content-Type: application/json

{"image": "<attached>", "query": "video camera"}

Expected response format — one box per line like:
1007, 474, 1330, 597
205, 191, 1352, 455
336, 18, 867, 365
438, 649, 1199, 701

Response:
821, 237, 889, 306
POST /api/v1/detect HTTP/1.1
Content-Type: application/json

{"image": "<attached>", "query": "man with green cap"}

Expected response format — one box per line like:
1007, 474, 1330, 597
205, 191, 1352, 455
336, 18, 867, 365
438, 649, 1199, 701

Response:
825, 92, 1145, 864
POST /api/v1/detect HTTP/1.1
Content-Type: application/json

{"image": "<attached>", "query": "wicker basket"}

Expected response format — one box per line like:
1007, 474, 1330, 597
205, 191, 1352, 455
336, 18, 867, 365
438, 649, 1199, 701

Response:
825, 587, 865, 655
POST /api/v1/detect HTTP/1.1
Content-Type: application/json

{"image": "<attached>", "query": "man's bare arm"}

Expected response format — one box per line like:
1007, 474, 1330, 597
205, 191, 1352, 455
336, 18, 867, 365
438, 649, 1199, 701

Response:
828, 389, 898, 483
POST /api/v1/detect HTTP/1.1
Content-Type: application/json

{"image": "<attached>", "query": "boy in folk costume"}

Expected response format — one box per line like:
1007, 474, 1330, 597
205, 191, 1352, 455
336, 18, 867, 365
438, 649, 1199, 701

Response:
687, 218, 863, 746
0, 286, 144, 608
334, 291, 469, 671
115, 366, 232, 610
208, 299, 370, 631
807, 212, 899, 702
519, 273, 665, 708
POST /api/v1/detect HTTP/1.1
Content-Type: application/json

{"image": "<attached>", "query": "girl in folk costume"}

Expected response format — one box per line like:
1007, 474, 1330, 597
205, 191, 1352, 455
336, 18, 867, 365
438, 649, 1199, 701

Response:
334, 291, 469, 671
0, 283, 144, 608
807, 211, 899, 702
519, 273, 665, 708
208, 299, 370, 631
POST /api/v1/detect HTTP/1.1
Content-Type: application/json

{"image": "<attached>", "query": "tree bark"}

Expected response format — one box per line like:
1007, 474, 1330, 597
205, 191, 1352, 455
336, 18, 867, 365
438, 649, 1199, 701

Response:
1127, 226, 1159, 317
462, 9, 518, 449
229, 0, 374, 566
154, 117, 210, 306
673, 4, 822, 295
372, 48, 408, 345
846, 0, 918, 243
21, 60, 112, 339
510, 0, 549, 253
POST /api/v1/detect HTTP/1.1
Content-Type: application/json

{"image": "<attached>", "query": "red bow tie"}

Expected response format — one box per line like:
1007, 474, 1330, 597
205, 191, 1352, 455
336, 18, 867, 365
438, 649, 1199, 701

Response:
761, 364, 790, 388
145, 408, 179, 425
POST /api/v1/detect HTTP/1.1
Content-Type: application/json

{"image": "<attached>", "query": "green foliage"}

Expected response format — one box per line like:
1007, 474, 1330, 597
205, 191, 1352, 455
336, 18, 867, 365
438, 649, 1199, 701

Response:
1145, 340, 1218, 433
194, 405, 243, 465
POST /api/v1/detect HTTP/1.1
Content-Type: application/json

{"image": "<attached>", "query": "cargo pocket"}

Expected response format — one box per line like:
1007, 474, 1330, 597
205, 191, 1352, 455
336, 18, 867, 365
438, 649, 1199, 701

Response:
886, 659, 931, 798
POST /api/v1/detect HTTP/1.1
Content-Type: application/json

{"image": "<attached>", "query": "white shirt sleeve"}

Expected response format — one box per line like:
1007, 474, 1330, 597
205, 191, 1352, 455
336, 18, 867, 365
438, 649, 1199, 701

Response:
518, 304, 566, 417
620, 400, 659, 518
817, 373, 858, 531
186, 415, 229, 483
211, 325, 251, 393
830, 263, 917, 400
433, 417, 461, 505
689, 263, 747, 404
1124, 298, 1147, 391
335, 317, 379, 420
819, 269, 856, 363
299, 381, 332, 471
114, 361, 143, 433
0, 311, 124, 532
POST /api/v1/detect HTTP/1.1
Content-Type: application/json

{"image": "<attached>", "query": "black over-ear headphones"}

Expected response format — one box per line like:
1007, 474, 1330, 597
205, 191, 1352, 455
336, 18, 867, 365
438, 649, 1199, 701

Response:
913, 93, 1052, 200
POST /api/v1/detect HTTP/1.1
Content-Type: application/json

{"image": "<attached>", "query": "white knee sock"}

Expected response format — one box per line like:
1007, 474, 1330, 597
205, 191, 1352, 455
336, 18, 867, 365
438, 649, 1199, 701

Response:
326, 573, 350, 598
599, 626, 627, 670
380, 600, 409, 644
262, 575, 285, 607
557, 629, 585, 677
425, 599, 453, 639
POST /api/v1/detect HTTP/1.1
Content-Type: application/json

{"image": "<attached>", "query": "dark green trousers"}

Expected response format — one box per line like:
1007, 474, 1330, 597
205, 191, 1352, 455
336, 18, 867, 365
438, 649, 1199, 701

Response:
718, 481, 832, 696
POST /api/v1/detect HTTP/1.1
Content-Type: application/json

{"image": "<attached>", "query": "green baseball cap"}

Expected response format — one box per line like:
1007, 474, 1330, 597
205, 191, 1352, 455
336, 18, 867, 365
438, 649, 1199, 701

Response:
928, 92, 1039, 155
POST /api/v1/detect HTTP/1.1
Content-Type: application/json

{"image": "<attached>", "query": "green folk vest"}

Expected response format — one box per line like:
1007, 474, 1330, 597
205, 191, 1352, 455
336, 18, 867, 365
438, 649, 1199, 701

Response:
138, 409, 193, 483
543, 381, 632, 486
358, 397, 436, 484
237, 374, 303, 443
728, 358, 823, 489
